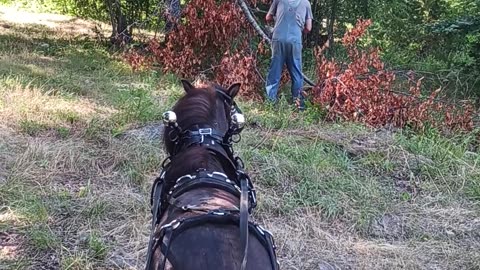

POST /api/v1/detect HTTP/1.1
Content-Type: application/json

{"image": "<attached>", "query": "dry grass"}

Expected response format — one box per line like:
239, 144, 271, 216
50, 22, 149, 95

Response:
0, 83, 117, 137
1, 5, 479, 270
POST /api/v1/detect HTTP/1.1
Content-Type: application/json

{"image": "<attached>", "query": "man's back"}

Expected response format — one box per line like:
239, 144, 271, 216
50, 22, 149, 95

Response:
269, 0, 312, 43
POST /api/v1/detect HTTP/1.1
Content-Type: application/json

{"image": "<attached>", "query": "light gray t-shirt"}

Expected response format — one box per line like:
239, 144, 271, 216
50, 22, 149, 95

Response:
268, 0, 313, 43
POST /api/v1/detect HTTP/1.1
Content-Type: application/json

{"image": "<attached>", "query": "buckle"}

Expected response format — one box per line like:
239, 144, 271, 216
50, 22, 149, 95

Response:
198, 128, 213, 143
160, 219, 181, 230
198, 128, 213, 135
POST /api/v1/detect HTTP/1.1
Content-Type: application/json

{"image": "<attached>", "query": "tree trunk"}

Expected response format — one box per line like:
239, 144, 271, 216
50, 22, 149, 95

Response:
306, 0, 319, 47
105, 0, 132, 46
362, 0, 369, 18
163, 0, 181, 43
327, 0, 337, 57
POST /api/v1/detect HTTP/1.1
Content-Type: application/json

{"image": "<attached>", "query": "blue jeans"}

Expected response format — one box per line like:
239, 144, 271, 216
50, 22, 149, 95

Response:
265, 40, 304, 109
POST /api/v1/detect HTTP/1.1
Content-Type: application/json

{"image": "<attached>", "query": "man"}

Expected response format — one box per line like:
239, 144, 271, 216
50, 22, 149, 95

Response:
265, 0, 313, 110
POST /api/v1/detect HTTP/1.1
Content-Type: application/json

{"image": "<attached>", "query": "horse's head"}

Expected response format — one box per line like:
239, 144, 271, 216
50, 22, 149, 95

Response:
162, 79, 244, 156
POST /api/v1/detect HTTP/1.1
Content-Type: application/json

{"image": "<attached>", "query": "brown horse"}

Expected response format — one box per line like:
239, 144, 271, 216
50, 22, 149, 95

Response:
145, 80, 279, 270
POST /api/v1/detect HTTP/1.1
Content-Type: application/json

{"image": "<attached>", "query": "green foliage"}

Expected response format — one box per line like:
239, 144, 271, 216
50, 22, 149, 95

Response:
29, 225, 59, 251
365, 0, 480, 98
299, 0, 480, 99
88, 232, 108, 260
0, 0, 64, 13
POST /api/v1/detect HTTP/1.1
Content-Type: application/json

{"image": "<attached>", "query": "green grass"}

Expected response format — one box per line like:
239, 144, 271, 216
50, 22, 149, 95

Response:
0, 20, 169, 136
240, 130, 391, 230
0, 180, 49, 224
395, 128, 480, 198
84, 200, 109, 220
87, 231, 108, 260
28, 225, 58, 251
61, 253, 92, 270
19, 119, 48, 136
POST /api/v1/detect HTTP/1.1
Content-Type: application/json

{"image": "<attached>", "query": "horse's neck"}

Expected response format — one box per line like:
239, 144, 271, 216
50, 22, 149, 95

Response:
165, 147, 226, 183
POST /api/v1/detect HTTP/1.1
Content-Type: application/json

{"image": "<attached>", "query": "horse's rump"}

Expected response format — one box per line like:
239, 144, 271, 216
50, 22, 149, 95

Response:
151, 221, 274, 270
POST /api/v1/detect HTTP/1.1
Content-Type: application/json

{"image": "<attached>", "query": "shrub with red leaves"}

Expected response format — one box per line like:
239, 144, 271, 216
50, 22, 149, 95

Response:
215, 51, 262, 100
145, 0, 262, 99
311, 19, 474, 132
124, 50, 153, 72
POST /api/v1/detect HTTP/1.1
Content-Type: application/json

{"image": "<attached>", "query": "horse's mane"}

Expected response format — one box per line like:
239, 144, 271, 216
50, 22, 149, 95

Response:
164, 145, 224, 186
173, 86, 217, 129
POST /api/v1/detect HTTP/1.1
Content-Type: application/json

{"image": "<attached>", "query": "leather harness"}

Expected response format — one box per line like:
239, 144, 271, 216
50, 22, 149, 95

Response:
145, 89, 279, 270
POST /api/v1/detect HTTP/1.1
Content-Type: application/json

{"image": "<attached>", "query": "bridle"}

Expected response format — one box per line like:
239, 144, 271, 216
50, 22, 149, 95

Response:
164, 87, 245, 155
145, 87, 279, 270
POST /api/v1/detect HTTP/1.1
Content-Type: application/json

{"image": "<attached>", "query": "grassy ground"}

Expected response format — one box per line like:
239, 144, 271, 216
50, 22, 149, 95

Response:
1, 6, 479, 270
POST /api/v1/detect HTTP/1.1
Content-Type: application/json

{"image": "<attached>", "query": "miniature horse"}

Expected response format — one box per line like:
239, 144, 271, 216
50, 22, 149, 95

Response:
145, 80, 279, 270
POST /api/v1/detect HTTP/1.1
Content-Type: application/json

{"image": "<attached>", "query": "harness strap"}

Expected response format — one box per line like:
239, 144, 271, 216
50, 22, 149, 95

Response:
161, 241, 179, 268
240, 177, 249, 270
159, 229, 174, 270
172, 125, 229, 156
146, 176, 164, 270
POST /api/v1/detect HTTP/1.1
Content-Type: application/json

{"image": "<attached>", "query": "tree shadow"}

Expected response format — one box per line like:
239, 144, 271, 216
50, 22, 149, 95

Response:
0, 27, 132, 99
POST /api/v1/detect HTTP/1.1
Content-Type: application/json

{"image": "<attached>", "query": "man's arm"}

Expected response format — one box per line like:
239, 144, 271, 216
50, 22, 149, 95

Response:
266, 0, 279, 22
303, 1, 313, 33
304, 19, 312, 33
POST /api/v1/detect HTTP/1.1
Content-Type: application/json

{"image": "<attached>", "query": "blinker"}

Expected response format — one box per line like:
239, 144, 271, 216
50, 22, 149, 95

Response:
232, 113, 245, 129
163, 111, 177, 125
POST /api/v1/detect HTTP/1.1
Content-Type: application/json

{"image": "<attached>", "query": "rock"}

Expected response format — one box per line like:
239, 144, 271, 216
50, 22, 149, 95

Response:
370, 213, 406, 240
120, 122, 164, 141
445, 229, 455, 236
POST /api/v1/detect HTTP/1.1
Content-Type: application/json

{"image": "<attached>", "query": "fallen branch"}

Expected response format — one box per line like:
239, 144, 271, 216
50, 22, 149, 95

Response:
237, 0, 272, 42
236, 0, 316, 86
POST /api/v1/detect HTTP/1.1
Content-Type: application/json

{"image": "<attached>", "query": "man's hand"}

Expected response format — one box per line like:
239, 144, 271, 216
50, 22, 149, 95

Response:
266, 13, 273, 23
304, 18, 312, 34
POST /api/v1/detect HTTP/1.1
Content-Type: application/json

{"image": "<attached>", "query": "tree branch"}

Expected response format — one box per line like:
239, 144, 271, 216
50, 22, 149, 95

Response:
237, 0, 272, 42
236, 0, 316, 87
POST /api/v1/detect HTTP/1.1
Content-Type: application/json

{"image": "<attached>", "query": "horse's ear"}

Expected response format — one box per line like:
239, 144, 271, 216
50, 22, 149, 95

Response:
227, 83, 241, 99
181, 79, 194, 93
